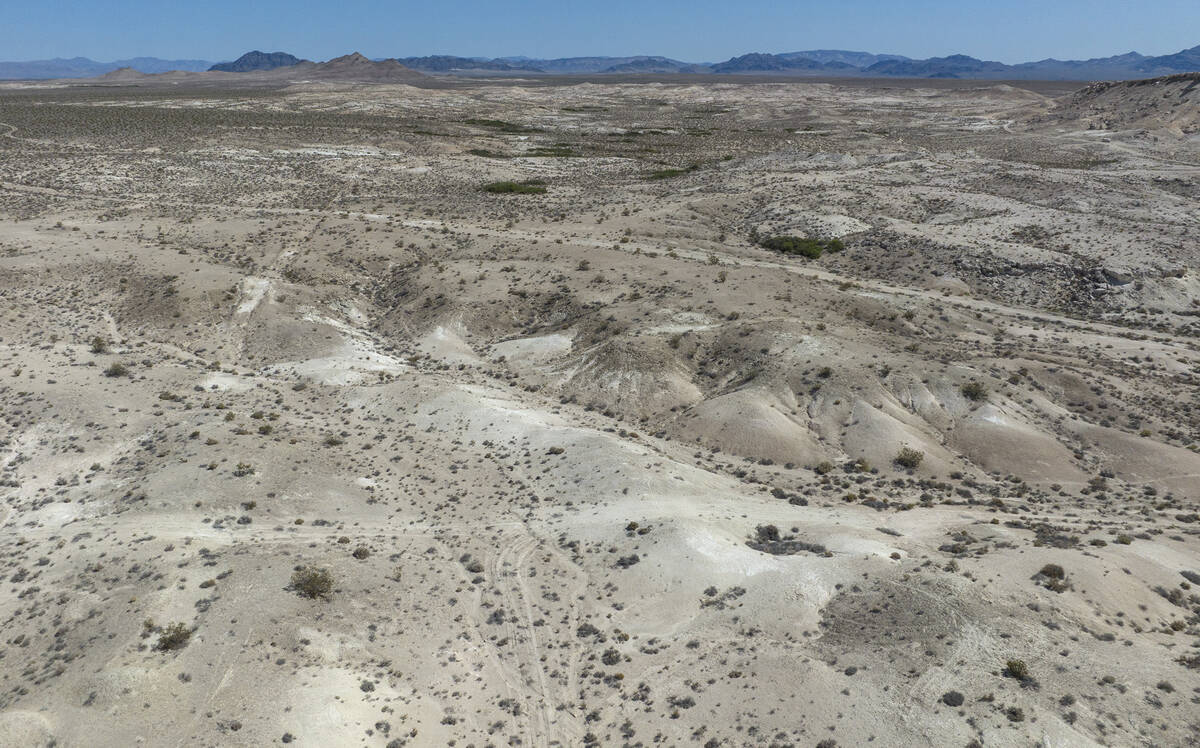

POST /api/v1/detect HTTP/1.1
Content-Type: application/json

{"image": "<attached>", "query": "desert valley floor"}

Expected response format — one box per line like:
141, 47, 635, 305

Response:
0, 72, 1198, 746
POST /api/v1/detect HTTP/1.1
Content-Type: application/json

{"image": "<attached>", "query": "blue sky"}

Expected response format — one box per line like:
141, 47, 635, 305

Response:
4, 0, 1198, 63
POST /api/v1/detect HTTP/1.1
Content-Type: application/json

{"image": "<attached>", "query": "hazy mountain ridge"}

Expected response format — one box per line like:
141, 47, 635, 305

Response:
395, 56, 541, 72
0, 56, 212, 79
3, 43, 1199, 81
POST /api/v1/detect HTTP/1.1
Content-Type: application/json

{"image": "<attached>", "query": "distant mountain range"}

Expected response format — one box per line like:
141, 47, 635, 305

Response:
390, 45, 1200, 79
0, 56, 212, 79
2, 44, 1199, 81
88, 53, 426, 86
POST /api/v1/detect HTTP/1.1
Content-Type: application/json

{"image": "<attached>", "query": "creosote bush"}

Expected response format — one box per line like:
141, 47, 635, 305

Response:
154, 622, 192, 651
290, 566, 334, 600
894, 446, 924, 469
1039, 564, 1065, 579
1004, 659, 1030, 681
103, 362, 129, 377
961, 381, 988, 401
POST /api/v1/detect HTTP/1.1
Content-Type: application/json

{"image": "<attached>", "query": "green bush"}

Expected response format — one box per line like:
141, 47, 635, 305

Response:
103, 362, 128, 377
482, 181, 547, 194
759, 236, 844, 259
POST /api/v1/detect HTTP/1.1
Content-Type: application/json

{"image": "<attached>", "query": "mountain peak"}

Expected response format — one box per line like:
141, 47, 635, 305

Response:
329, 52, 370, 64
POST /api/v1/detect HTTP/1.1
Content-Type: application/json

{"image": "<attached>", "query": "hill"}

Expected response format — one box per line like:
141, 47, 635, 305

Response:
1039, 71, 1200, 134
209, 50, 304, 72
307, 52, 425, 82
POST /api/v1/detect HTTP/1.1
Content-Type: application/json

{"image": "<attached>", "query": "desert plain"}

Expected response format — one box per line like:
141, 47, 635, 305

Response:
0, 68, 1198, 746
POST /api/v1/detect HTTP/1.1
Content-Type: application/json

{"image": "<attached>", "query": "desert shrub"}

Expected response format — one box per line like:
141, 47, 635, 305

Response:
467, 147, 508, 158
1114, 533, 1133, 544
942, 690, 964, 707
154, 622, 192, 651
1036, 563, 1069, 592
813, 461, 835, 475
290, 566, 334, 600
759, 235, 843, 259
1004, 659, 1030, 681
103, 362, 128, 377
1039, 564, 1065, 579
463, 118, 542, 133
755, 524, 781, 543
527, 145, 579, 157
960, 381, 988, 401
352, 546, 370, 560
894, 446, 925, 470
90, 336, 108, 353
482, 181, 547, 194
647, 164, 699, 180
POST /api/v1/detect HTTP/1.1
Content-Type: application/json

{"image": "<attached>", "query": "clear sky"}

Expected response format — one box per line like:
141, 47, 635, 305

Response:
4, 0, 1198, 63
